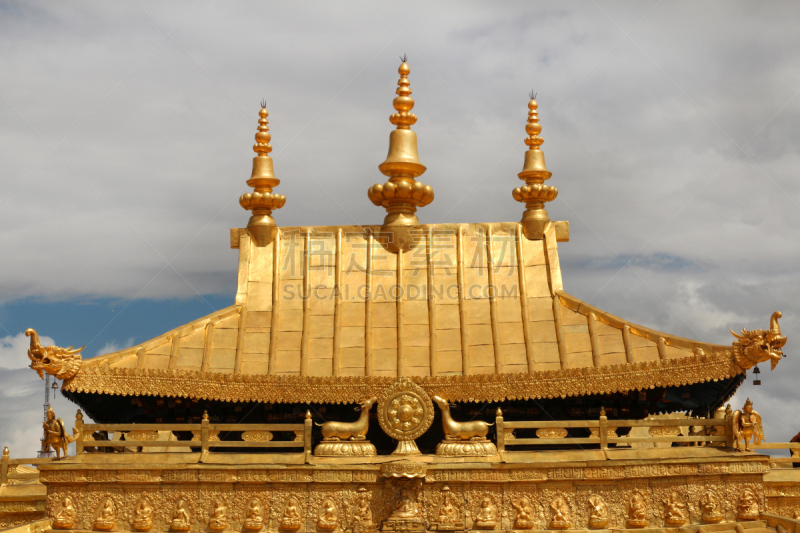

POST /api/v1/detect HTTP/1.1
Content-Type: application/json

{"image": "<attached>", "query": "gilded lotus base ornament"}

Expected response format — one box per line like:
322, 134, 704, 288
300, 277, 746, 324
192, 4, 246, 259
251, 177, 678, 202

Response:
435, 440, 497, 457
314, 441, 377, 457
377, 379, 434, 455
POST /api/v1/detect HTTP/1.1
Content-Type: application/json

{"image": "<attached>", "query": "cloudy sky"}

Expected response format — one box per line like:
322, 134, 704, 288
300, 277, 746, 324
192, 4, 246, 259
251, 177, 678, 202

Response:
1, 1, 798, 455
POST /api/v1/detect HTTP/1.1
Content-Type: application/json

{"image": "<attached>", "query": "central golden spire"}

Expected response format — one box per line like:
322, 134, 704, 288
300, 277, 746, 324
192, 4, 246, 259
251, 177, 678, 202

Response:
368, 57, 434, 252
512, 92, 558, 240
240, 101, 286, 246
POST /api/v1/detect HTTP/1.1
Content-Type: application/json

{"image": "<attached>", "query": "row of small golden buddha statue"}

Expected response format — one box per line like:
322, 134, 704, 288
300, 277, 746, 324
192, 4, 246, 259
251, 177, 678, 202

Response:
50, 484, 761, 531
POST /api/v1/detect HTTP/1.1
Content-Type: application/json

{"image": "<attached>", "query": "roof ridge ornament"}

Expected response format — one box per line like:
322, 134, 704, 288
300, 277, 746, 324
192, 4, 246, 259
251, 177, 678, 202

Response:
368, 58, 434, 253
239, 101, 286, 247
513, 92, 558, 240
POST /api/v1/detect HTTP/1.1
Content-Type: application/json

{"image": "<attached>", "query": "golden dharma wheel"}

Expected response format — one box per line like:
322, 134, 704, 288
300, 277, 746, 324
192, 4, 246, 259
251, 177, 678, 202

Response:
377, 379, 434, 450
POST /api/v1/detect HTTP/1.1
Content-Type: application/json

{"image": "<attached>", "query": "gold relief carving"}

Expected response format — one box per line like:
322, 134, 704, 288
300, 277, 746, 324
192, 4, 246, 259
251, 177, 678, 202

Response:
86, 470, 117, 483
26, 328, 83, 380
384, 479, 424, 533
207, 500, 228, 532
698, 461, 766, 475
0, 501, 46, 513
511, 496, 538, 530
272, 491, 306, 532
65, 348, 740, 406
191, 430, 220, 441
238, 470, 271, 483
352, 471, 380, 483
622, 464, 697, 478
589, 427, 617, 438
510, 469, 546, 481
504, 487, 543, 530
280, 497, 303, 531
344, 486, 379, 533
426, 484, 464, 530
126, 430, 159, 441
119, 470, 161, 483
733, 399, 765, 451
130, 498, 155, 532
313, 470, 353, 483
465, 488, 501, 531
51, 496, 79, 530
381, 462, 427, 479
737, 488, 759, 520
161, 492, 197, 533
0, 513, 48, 529
548, 493, 572, 530
625, 490, 649, 528
231, 489, 271, 533
731, 311, 786, 371
170, 500, 192, 532
765, 485, 800, 497
648, 426, 681, 437
40, 469, 86, 483
92, 497, 117, 531
310, 489, 343, 532
317, 497, 340, 531
432, 470, 469, 483
470, 471, 509, 482
584, 466, 625, 479
547, 467, 584, 480
162, 470, 198, 483
536, 427, 568, 439
243, 499, 266, 532
586, 495, 609, 529
242, 430, 273, 442
378, 379, 434, 455
198, 470, 236, 483
271, 470, 313, 483
699, 490, 723, 523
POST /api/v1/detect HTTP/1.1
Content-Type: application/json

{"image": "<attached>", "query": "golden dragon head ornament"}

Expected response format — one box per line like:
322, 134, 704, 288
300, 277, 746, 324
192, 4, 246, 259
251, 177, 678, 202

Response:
25, 328, 84, 380
730, 311, 787, 371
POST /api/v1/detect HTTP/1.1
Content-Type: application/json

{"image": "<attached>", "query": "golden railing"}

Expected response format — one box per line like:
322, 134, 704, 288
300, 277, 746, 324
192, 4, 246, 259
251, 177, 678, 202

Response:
0, 452, 50, 486
495, 409, 727, 452
75, 410, 314, 463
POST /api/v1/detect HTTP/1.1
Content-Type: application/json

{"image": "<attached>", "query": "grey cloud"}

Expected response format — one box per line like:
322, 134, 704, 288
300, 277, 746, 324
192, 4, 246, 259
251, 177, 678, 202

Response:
1, 1, 799, 437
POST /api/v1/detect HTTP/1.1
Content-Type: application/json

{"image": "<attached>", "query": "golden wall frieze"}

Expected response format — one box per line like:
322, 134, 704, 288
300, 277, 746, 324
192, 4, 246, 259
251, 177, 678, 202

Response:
536, 427, 568, 439
64, 345, 739, 404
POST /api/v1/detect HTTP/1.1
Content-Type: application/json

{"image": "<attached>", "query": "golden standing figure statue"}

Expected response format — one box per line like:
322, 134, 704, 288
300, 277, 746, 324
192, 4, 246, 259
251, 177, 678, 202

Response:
732, 398, 765, 451
42, 407, 77, 458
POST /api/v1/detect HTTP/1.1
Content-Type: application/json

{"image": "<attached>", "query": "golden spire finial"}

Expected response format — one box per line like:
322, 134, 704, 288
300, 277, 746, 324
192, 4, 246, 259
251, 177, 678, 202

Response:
513, 92, 558, 240
369, 57, 434, 253
240, 100, 285, 247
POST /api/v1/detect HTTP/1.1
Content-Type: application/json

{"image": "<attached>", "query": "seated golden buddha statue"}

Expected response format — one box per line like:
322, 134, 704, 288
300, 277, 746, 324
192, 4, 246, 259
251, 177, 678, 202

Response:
317, 498, 339, 531
281, 497, 302, 530
53, 497, 77, 530
132, 500, 153, 531
93, 499, 116, 531
663, 492, 687, 526
170, 500, 191, 532
244, 499, 263, 531
209, 500, 228, 531
549, 496, 571, 530
474, 497, 497, 529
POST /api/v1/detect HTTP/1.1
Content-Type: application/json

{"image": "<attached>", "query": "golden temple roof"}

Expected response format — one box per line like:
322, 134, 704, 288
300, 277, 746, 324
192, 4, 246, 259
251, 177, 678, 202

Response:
53, 61, 764, 405
66, 220, 738, 404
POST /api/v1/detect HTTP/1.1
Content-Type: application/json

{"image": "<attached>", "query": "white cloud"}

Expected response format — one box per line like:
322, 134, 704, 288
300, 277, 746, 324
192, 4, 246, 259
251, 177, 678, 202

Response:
96, 337, 136, 356
0, 332, 55, 370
